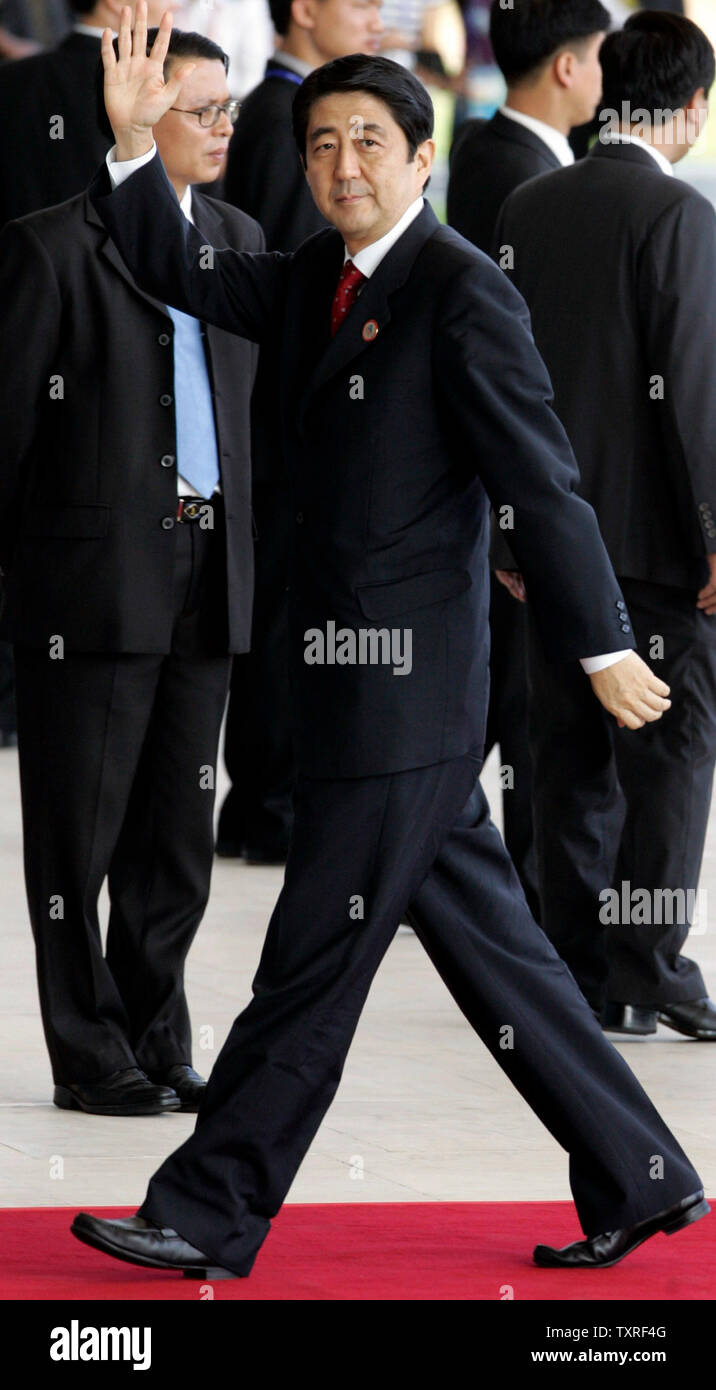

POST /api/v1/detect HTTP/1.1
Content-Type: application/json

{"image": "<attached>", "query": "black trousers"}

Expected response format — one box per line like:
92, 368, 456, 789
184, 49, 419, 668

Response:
139, 750, 700, 1276
527, 577, 716, 1011
218, 482, 294, 856
0, 639, 15, 736
14, 516, 232, 1083
484, 574, 540, 919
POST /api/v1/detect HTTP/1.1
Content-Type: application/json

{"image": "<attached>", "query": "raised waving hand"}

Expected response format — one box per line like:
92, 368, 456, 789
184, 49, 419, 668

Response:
100, 1, 196, 159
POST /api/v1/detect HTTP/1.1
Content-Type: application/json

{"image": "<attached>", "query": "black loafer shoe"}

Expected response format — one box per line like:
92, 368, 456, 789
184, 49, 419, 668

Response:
147, 1064, 206, 1112
71, 1212, 246, 1278
534, 1190, 709, 1268
658, 997, 716, 1040
601, 1002, 657, 1035
54, 1067, 180, 1116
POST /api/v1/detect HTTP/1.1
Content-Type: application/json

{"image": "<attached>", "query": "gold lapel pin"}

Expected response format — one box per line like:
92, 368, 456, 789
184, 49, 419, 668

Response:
362, 319, 379, 342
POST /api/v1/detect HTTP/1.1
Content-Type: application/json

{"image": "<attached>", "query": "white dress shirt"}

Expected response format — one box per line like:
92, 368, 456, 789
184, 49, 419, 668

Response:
106, 146, 629, 674
499, 106, 575, 168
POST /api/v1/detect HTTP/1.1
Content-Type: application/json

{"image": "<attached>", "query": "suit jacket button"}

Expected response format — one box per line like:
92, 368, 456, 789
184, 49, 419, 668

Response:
160, 393, 173, 407
296, 511, 304, 524
158, 333, 171, 346
160, 454, 175, 468
161, 516, 175, 530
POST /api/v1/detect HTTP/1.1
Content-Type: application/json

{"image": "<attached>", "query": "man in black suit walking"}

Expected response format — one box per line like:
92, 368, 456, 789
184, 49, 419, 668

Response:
447, 0, 610, 918
0, 28, 263, 1115
495, 11, 716, 1038
73, 7, 706, 1273
217, 0, 384, 864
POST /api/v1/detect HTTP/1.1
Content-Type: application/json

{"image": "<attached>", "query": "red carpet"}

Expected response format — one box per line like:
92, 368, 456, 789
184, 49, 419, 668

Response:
2, 1202, 714, 1300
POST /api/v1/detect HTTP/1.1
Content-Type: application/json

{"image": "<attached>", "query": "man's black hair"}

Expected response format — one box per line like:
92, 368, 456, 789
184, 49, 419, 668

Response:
292, 52, 434, 166
599, 11, 715, 115
269, 0, 294, 38
71, 0, 100, 13
489, 0, 612, 84
95, 27, 229, 143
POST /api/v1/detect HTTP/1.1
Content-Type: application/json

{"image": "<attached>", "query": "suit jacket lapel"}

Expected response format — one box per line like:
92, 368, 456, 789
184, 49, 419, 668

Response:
85, 191, 170, 317
299, 201, 440, 421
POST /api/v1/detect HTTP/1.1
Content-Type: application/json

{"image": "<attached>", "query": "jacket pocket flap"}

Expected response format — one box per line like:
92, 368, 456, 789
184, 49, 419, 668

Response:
356, 568, 471, 621
22, 505, 111, 539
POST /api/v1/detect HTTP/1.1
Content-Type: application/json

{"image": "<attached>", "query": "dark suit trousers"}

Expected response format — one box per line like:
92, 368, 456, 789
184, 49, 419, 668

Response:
138, 751, 699, 1276
484, 574, 540, 919
14, 517, 231, 1083
527, 578, 716, 1011
218, 481, 294, 855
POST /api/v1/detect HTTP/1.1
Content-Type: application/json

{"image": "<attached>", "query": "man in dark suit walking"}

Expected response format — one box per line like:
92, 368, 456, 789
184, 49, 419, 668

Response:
217, 0, 384, 864
495, 11, 716, 1038
73, 8, 706, 1272
446, 0, 610, 918
0, 28, 263, 1115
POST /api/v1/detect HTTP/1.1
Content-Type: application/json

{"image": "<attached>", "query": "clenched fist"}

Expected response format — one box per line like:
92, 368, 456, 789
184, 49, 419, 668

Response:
588, 651, 671, 730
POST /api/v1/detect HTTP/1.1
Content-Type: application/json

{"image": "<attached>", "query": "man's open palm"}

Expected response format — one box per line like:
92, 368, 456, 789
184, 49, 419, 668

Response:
101, 1, 195, 148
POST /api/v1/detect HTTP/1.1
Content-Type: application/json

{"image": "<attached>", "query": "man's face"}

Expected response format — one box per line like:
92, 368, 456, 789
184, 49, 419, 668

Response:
154, 59, 233, 187
567, 31, 606, 126
306, 0, 384, 62
304, 91, 433, 250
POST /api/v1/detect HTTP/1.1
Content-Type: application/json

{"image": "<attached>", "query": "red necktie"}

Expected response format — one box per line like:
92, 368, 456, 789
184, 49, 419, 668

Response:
331, 259, 366, 338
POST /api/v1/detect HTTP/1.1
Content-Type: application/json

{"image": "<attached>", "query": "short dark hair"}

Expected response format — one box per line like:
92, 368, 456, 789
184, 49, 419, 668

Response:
489, 0, 611, 84
269, 0, 294, 38
70, 0, 99, 13
292, 53, 434, 166
599, 11, 715, 115
95, 28, 229, 143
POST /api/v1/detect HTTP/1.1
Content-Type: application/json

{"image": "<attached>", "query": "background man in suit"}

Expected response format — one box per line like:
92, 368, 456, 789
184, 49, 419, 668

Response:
0, 0, 168, 752
495, 11, 716, 1038
446, 0, 611, 919
73, 12, 707, 1275
217, 0, 385, 863
0, 27, 263, 1115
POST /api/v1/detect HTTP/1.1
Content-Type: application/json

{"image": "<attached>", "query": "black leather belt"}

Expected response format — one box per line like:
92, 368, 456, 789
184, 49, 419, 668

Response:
176, 494, 223, 523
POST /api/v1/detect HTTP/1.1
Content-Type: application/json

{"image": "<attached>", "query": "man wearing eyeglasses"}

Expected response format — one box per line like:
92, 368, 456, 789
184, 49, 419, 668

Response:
0, 28, 264, 1117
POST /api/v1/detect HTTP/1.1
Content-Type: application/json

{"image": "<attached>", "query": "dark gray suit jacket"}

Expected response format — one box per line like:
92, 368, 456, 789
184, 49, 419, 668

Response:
0, 187, 263, 653
496, 139, 716, 589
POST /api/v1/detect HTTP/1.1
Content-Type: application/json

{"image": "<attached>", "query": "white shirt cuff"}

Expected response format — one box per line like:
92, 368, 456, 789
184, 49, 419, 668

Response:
580, 650, 632, 675
106, 141, 157, 188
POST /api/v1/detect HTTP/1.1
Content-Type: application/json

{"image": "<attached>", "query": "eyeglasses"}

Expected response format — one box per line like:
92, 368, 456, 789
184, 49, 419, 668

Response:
170, 99, 240, 128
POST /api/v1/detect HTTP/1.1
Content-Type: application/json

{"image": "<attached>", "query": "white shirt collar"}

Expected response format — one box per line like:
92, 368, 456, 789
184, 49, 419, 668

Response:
272, 50, 313, 78
499, 106, 575, 168
346, 196, 424, 278
179, 185, 194, 222
599, 132, 674, 177
73, 21, 107, 37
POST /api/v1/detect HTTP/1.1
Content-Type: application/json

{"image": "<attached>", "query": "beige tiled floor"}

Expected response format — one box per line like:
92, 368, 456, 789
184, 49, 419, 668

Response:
1, 740, 714, 1211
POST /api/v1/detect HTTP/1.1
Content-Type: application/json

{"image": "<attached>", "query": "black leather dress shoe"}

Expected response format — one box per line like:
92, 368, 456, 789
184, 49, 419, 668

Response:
601, 1002, 657, 1035
54, 1067, 180, 1116
534, 1190, 709, 1268
71, 1212, 245, 1278
658, 997, 716, 1040
147, 1064, 206, 1112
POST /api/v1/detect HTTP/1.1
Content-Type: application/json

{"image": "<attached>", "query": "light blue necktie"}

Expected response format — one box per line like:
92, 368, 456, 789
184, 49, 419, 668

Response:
166, 305, 220, 498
